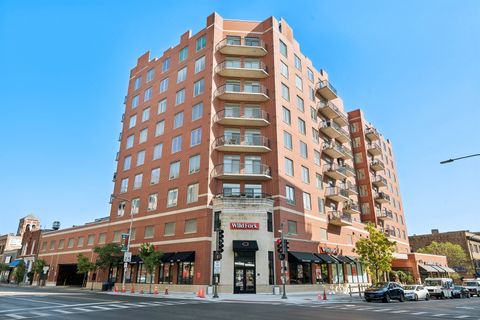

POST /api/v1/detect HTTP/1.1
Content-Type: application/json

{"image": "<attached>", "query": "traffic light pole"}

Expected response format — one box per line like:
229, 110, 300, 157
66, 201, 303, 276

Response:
280, 222, 287, 299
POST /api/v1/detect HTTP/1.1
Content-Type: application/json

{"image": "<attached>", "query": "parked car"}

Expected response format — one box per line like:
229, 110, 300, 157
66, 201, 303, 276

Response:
453, 286, 470, 299
364, 282, 405, 303
403, 285, 430, 301
424, 278, 454, 299
462, 279, 480, 297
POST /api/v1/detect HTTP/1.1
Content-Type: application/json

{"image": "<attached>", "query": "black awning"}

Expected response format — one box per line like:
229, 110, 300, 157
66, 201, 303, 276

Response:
169, 251, 195, 262
232, 240, 259, 251
130, 255, 142, 263
314, 253, 337, 264
160, 252, 175, 263
288, 251, 322, 263
347, 256, 359, 263
335, 255, 356, 264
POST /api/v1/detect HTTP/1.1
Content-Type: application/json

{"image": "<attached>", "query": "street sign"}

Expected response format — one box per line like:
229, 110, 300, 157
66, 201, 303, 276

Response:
213, 260, 221, 274
42, 266, 49, 274
123, 251, 132, 263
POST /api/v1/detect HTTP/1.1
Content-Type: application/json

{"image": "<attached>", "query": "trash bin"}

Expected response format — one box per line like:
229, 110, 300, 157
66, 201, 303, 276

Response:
101, 282, 109, 291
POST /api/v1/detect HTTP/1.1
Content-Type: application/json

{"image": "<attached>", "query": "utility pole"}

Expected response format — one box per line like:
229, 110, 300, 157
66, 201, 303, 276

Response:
278, 222, 287, 299
440, 153, 480, 164
213, 214, 224, 299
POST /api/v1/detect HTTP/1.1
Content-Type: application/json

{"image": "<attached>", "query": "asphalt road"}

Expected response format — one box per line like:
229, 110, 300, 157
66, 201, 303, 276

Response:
1, 286, 480, 319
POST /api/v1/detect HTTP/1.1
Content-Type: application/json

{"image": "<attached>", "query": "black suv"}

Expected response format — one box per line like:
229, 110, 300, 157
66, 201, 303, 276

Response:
364, 282, 405, 303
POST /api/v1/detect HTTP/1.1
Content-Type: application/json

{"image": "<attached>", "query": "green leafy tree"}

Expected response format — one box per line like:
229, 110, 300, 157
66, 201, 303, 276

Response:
13, 260, 26, 286
94, 243, 122, 286
0, 262, 9, 282
417, 241, 470, 274
354, 223, 396, 283
138, 243, 163, 294
76, 253, 96, 288
32, 259, 47, 286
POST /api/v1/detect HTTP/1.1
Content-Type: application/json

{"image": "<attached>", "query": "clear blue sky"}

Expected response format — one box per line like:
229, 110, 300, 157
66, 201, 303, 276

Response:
1, 0, 479, 236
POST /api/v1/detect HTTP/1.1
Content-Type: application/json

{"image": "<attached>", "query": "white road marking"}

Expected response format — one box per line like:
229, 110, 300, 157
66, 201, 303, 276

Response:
373, 308, 392, 312
455, 316, 470, 319
72, 307, 95, 312
53, 309, 74, 314
139, 302, 159, 306
124, 303, 142, 307
89, 305, 114, 310
106, 304, 130, 309
30, 311, 52, 317
411, 312, 427, 315
390, 310, 408, 313
5, 315, 26, 319
433, 314, 449, 317
0, 301, 118, 314
3, 296, 66, 306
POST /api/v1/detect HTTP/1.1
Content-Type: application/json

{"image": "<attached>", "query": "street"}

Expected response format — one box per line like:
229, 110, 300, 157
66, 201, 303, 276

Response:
1, 286, 480, 319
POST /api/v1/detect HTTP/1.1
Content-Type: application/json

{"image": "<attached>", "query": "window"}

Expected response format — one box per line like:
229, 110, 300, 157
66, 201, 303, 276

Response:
131, 198, 140, 214
282, 106, 291, 124
153, 143, 163, 160
309, 86, 315, 101
41, 241, 47, 251
300, 141, 308, 158
77, 237, 84, 247
354, 152, 363, 164
301, 166, 310, 184
148, 194, 158, 211
189, 154, 200, 174
123, 156, 131, 171
352, 137, 361, 148
298, 118, 306, 134
316, 173, 323, 189
167, 188, 178, 207
267, 212, 273, 232
150, 168, 160, 184
120, 178, 128, 193
146, 68, 154, 82
314, 150, 321, 166
67, 238, 74, 248
350, 122, 358, 133
139, 128, 148, 143
359, 185, 368, 197
187, 183, 199, 203
118, 201, 125, 216
281, 83, 290, 101
307, 68, 314, 82
136, 150, 145, 166
175, 88, 185, 105
285, 157, 294, 176
310, 106, 318, 122
192, 102, 203, 121
177, 67, 187, 83
131, 95, 139, 109
174, 111, 184, 129
185, 219, 197, 233
159, 78, 169, 93
162, 57, 170, 72
193, 78, 204, 97
280, 61, 289, 78
179, 46, 188, 62
133, 173, 143, 189
312, 128, 319, 143
279, 39, 287, 57
190, 127, 202, 146
196, 35, 206, 51
286, 185, 295, 204
356, 168, 365, 180
129, 115, 137, 129
164, 222, 176, 236
195, 56, 205, 73
98, 233, 106, 244
144, 87, 153, 101
87, 235, 95, 246
157, 98, 167, 114
320, 228, 327, 240
134, 76, 142, 90
155, 120, 165, 136
169, 161, 180, 179
144, 225, 155, 239
294, 54, 302, 70
171, 135, 182, 153
50, 240, 56, 250
303, 192, 311, 210
296, 96, 304, 112
287, 220, 297, 234
318, 198, 325, 214
295, 75, 303, 91
283, 131, 293, 150
141, 107, 150, 122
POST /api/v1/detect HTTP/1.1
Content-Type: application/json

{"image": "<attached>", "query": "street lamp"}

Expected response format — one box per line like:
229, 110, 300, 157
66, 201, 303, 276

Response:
440, 153, 480, 164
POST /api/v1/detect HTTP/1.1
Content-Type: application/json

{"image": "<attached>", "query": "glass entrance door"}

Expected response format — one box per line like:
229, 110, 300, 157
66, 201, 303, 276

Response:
233, 251, 256, 294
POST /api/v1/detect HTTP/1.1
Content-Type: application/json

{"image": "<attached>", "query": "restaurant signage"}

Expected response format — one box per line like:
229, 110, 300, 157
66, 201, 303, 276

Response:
319, 246, 338, 255
230, 222, 259, 230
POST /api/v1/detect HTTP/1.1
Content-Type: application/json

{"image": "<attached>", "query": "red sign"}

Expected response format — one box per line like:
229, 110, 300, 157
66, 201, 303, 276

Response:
319, 246, 338, 255
230, 222, 259, 230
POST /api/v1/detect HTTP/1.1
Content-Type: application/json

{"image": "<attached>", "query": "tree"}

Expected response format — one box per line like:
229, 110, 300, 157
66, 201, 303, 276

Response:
32, 259, 47, 286
354, 222, 397, 283
76, 253, 96, 288
138, 243, 163, 294
13, 261, 26, 286
94, 243, 122, 288
0, 262, 9, 282
417, 241, 471, 274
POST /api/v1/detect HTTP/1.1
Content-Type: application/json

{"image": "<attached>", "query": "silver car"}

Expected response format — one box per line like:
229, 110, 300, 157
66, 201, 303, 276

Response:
403, 285, 430, 301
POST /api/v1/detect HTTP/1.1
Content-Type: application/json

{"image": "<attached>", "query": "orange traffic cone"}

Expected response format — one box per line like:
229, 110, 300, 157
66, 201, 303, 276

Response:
200, 288, 205, 298
114, 285, 118, 293
196, 288, 201, 297
323, 289, 327, 300
121, 286, 126, 293
131, 285, 135, 294
164, 288, 169, 295
154, 286, 158, 295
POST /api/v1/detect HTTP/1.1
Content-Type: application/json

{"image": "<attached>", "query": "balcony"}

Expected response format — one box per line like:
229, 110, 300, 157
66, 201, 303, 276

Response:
367, 142, 382, 156
374, 192, 391, 204
212, 135, 271, 153
213, 192, 274, 208
213, 108, 270, 127
216, 38, 267, 57
343, 201, 361, 215
215, 84, 269, 102
211, 163, 272, 181
325, 187, 350, 202
370, 159, 385, 172
322, 141, 344, 158
376, 209, 394, 221
317, 101, 348, 127
323, 164, 355, 180
372, 175, 388, 188
215, 60, 268, 79
340, 183, 358, 196
328, 211, 353, 227
341, 146, 353, 160
365, 127, 380, 141
315, 80, 338, 101
319, 121, 350, 143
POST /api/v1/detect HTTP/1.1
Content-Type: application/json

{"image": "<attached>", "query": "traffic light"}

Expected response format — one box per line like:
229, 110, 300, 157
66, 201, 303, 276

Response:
283, 239, 290, 252
276, 239, 285, 260
218, 229, 225, 253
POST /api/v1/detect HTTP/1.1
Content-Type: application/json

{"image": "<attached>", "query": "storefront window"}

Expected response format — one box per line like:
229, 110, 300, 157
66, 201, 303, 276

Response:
289, 262, 312, 284
137, 263, 147, 283
158, 263, 173, 284
177, 262, 194, 284
315, 264, 329, 284
332, 264, 345, 284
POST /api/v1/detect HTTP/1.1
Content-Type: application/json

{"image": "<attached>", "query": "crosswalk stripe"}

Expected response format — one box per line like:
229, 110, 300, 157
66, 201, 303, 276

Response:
411, 311, 427, 315
124, 303, 142, 307
455, 316, 470, 319
5, 315, 26, 319
106, 304, 130, 309
72, 307, 95, 312
433, 314, 448, 317
90, 305, 114, 310
53, 309, 74, 314
30, 311, 52, 317
390, 310, 408, 313
373, 308, 392, 312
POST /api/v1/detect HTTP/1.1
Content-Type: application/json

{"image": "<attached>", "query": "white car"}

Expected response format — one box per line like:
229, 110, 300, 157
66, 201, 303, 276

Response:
403, 285, 430, 301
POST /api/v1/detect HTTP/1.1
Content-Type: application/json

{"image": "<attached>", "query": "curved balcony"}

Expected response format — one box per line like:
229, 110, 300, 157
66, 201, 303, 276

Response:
213, 109, 270, 127
323, 163, 355, 180
212, 135, 271, 153
211, 163, 272, 181
215, 60, 268, 79
317, 101, 348, 127
319, 121, 350, 143
213, 192, 274, 208
374, 192, 390, 204
370, 159, 385, 172
367, 142, 382, 156
372, 175, 388, 188
215, 84, 269, 102
216, 38, 267, 57
315, 80, 338, 101
343, 201, 360, 215
325, 187, 350, 202
365, 127, 380, 141
376, 208, 394, 221
328, 211, 353, 226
